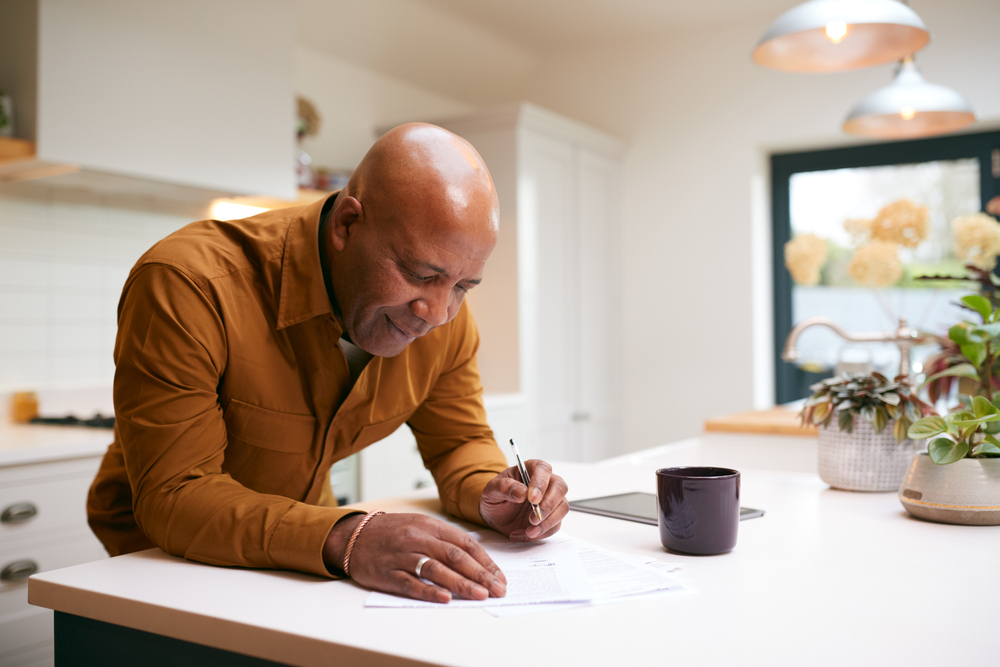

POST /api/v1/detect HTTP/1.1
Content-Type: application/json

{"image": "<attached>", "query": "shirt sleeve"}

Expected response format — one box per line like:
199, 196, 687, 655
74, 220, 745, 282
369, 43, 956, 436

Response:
114, 263, 359, 578
406, 303, 510, 525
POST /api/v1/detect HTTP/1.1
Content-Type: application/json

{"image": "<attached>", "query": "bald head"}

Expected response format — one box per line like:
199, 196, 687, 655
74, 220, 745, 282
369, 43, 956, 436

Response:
345, 123, 499, 240
320, 123, 500, 357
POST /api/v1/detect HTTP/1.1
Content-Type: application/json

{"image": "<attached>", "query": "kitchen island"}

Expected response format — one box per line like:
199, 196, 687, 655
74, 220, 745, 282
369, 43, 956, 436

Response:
27, 432, 999, 666
1, 422, 111, 667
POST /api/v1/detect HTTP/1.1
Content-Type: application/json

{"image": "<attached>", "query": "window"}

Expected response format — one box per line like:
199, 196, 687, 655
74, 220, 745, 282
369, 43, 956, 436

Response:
772, 130, 1000, 404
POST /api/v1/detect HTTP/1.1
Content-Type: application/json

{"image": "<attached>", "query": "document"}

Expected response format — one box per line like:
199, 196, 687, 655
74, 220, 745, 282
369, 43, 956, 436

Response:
364, 532, 691, 613
365, 533, 595, 609
482, 541, 691, 617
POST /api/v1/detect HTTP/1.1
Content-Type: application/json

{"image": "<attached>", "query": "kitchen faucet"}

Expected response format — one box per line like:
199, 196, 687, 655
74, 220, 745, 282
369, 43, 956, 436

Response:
781, 316, 926, 383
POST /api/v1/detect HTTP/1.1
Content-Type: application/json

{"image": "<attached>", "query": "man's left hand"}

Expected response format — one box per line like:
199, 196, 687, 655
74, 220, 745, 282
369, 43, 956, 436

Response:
480, 460, 569, 542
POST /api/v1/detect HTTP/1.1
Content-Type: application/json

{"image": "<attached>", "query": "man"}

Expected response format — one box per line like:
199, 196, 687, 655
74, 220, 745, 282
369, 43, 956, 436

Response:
87, 123, 569, 604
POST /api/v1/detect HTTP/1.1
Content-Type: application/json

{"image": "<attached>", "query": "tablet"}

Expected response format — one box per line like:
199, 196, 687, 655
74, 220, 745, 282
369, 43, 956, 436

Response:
568, 492, 764, 524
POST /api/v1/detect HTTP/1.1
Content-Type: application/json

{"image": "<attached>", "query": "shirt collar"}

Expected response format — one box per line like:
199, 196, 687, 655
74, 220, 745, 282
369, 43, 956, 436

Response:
276, 191, 341, 331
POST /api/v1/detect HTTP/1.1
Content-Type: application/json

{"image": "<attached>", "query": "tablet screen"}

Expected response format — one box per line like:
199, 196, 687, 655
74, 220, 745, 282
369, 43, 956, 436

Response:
569, 492, 658, 525
569, 492, 764, 524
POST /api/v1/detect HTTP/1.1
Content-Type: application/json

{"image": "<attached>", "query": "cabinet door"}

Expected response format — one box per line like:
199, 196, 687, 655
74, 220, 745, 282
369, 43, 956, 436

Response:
522, 131, 578, 462
575, 148, 622, 462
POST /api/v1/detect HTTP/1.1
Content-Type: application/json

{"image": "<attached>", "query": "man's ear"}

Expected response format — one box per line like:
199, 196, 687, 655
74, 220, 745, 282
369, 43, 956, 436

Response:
329, 196, 363, 252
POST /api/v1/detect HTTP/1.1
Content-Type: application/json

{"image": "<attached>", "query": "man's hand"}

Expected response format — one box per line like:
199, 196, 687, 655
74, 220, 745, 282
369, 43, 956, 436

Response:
323, 513, 507, 603
480, 460, 569, 542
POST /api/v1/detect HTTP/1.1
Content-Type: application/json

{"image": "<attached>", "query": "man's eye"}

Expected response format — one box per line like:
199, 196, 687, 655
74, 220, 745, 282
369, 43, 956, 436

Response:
407, 270, 433, 283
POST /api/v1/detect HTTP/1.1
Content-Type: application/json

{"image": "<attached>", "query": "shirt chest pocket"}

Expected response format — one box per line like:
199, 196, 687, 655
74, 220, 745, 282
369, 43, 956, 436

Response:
222, 399, 318, 499
224, 399, 316, 453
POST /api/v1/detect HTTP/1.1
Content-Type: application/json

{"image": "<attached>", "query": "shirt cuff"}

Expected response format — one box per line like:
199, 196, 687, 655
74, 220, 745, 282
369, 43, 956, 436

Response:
457, 471, 500, 527
267, 504, 365, 578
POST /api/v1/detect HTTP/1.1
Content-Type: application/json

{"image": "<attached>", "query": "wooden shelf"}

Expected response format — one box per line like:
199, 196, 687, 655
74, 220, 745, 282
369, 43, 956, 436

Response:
704, 407, 818, 437
0, 137, 320, 214
0, 136, 36, 162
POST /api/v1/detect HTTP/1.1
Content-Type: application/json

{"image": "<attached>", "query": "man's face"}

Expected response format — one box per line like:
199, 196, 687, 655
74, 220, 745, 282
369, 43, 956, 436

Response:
332, 198, 496, 357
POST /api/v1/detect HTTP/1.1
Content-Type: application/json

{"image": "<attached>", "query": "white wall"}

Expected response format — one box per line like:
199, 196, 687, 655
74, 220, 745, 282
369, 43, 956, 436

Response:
0, 183, 197, 391
517, 0, 1000, 452
295, 46, 473, 171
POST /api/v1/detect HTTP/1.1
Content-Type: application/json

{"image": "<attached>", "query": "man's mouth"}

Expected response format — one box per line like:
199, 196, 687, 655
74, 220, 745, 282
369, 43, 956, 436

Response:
386, 315, 423, 341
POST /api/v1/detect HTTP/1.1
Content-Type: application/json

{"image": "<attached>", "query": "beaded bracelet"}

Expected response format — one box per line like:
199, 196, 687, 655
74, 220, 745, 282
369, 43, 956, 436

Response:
342, 510, 385, 577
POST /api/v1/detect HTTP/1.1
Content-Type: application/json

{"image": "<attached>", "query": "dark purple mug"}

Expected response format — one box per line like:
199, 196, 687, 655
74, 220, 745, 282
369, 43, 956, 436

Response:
656, 467, 740, 555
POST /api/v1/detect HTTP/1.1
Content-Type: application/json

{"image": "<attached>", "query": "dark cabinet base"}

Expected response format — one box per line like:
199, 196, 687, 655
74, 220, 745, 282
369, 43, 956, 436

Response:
55, 612, 289, 667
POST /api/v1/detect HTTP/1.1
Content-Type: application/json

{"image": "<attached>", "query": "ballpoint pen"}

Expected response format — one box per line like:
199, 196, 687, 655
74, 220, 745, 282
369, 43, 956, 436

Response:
509, 438, 543, 522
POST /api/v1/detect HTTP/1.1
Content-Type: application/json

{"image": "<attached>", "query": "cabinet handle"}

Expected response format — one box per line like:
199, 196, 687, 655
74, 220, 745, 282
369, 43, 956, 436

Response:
1, 502, 38, 524
1, 559, 39, 582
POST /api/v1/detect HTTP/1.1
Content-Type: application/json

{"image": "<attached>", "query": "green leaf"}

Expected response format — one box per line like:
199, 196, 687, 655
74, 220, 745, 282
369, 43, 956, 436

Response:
907, 416, 947, 439
952, 412, 1000, 428
960, 342, 987, 368
984, 421, 1000, 434
904, 400, 920, 422
838, 409, 854, 433
885, 402, 900, 419
961, 294, 992, 320
811, 400, 832, 425
949, 323, 971, 345
878, 392, 901, 406
920, 363, 980, 388
974, 439, 1000, 457
972, 395, 998, 419
893, 417, 911, 444
973, 323, 1000, 340
873, 406, 888, 433
860, 405, 876, 424
928, 438, 970, 464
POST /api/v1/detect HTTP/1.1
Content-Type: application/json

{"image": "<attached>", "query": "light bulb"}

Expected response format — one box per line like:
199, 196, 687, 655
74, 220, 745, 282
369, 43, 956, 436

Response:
825, 21, 848, 44
900, 106, 916, 120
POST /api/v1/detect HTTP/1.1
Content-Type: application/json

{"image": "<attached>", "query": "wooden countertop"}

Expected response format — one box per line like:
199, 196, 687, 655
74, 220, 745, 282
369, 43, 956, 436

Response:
704, 407, 817, 437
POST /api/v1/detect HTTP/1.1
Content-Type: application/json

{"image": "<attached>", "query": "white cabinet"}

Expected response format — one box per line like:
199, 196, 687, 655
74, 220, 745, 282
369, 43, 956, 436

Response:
0, 455, 106, 667
0, 0, 296, 199
441, 103, 625, 463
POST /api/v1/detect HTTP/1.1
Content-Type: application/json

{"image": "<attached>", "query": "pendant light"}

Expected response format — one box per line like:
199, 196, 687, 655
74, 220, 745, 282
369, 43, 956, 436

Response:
753, 0, 929, 73
843, 56, 976, 139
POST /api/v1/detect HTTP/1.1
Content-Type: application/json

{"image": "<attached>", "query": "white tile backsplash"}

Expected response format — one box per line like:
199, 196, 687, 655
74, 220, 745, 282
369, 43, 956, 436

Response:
0, 187, 200, 390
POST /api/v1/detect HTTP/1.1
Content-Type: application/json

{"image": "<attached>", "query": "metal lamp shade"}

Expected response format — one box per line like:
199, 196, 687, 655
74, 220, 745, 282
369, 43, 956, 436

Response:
753, 0, 929, 73
843, 58, 976, 139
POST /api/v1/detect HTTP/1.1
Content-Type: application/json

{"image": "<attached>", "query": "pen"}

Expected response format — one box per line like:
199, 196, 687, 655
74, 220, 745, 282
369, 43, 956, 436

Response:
509, 438, 543, 522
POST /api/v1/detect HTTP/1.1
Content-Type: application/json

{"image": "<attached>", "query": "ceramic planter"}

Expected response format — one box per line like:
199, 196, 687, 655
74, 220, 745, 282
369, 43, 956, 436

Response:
818, 416, 918, 492
898, 452, 1000, 525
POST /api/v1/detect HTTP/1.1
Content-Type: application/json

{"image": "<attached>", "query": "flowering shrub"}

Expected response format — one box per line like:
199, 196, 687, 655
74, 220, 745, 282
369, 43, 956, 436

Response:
784, 233, 827, 286
952, 212, 1000, 270
846, 240, 903, 287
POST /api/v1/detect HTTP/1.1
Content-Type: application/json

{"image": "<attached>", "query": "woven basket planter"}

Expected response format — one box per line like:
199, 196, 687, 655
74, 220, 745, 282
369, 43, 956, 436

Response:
818, 415, 919, 492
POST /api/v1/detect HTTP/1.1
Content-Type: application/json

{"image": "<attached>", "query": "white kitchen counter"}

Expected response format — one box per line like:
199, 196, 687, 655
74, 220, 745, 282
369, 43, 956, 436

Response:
28, 432, 998, 667
0, 423, 112, 467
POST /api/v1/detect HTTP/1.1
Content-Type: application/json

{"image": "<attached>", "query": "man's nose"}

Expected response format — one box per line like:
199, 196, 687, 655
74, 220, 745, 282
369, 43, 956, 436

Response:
410, 286, 451, 328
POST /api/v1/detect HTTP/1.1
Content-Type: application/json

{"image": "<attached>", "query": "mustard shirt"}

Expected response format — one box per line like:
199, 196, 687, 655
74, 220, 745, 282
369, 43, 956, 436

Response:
86, 194, 509, 578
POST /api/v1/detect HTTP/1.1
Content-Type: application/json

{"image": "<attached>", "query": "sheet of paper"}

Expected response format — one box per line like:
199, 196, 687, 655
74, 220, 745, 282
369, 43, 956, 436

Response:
364, 532, 693, 612
481, 544, 692, 617
482, 582, 694, 617
365, 534, 594, 608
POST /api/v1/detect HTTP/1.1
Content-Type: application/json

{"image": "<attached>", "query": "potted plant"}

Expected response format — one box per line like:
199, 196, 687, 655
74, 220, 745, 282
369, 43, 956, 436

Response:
801, 372, 935, 492
899, 294, 1000, 525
